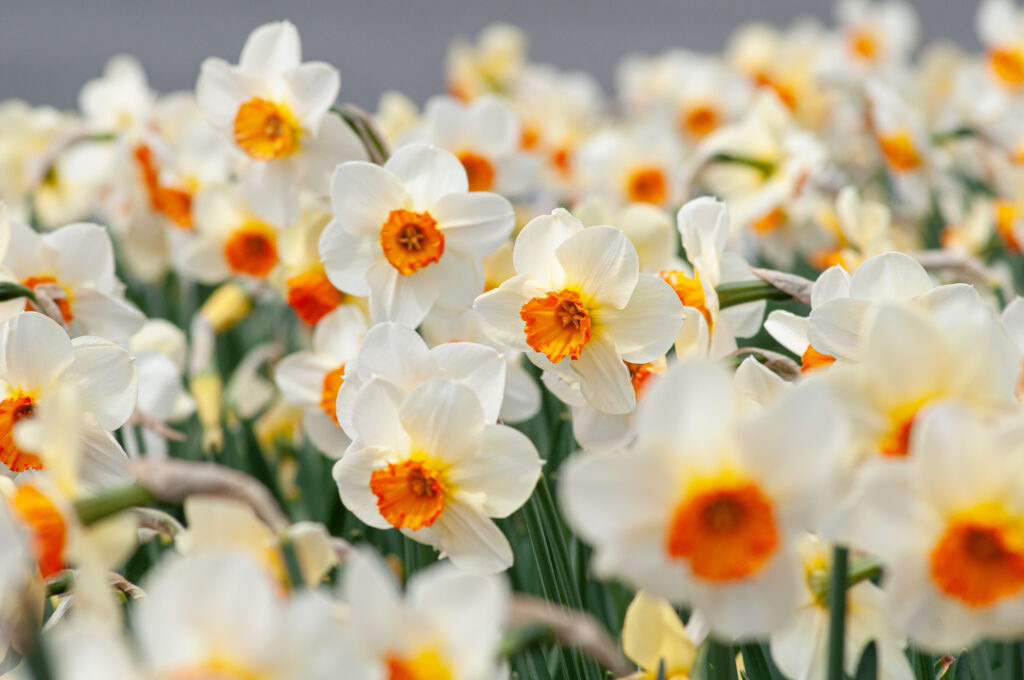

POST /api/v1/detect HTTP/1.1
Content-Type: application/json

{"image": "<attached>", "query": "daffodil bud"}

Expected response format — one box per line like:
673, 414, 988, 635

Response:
198, 283, 252, 334
190, 372, 223, 452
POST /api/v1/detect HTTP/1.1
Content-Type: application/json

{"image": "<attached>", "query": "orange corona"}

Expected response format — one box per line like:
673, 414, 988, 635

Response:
287, 267, 344, 325
877, 133, 922, 172
379, 209, 445, 275
750, 207, 787, 235
848, 29, 879, 61
990, 48, 1024, 88
930, 513, 1024, 607
385, 651, 452, 680
0, 394, 43, 473
625, 361, 661, 399
659, 271, 712, 326
133, 144, 194, 228
667, 481, 779, 582
370, 459, 448, 530
21, 276, 73, 322
457, 151, 496, 192
12, 484, 66, 578
681, 104, 719, 138
233, 97, 300, 160
319, 365, 346, 425
223, 224, 278, 278
626, 167, 668, 205
800, 345, 836, 374
520, 289, 592, 363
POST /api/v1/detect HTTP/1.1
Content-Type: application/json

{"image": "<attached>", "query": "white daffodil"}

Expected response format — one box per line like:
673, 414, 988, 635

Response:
764, 264, 850, 374
474, 208, 683, 415
334, 377, 541, 573
341, 547, 510, 679
834, 405, 1024, 651
658, 197, 765, 360
445, 23, 527, 101
1, 312, 136, 485
574, 118, 686, 208
180, 183, 283, 283
832, 0, 919, 75
274, 304, 367, 456
135, 550, 369, 680
274, 200, 351, 325
810, 186, 899, 271
865, 81, 937, 214
977, 0, 1024, 93
196, 20, 368, 224
400, 94, 540, 197
2, 220, 145, 342
572, 196, 681, 273
560, 360, 847, 638
78, 54, 154, 137
126, 319, 195, 458
319, 143, 515, 326
769, 534, 914, 680
823, 300, 1019, 462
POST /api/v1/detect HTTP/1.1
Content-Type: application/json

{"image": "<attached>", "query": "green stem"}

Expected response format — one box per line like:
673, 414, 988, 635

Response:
278, 536, 306, 590
45, 571, 74, 597
499, 623, 554, 659
827, 546, 850, 680
715, 280, 791, 309
932, 127, 975, 145
708, 153, 775, 176
73, 483, 155, 525
810, 555, 883, 601
0, 282, 36, 303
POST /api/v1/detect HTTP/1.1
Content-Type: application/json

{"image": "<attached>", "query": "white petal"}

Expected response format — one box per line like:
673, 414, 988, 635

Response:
472, 275, 545, 352
556, 226, 639, 309
342, 547, 405, 647
366, 260, 438, 326
806, 297, 870, 360
312, 304, 368, 360
849, 251, 932, 301
349, 377, 409, 453
68, 288, 146, 342
66, 336, 138, 430
282, 62, 339, 131
328, 161, 405, 237
500, 357, 541, 423
399, 378, 484, 463
303, 410, 350, 458
432, 192, 514, 259
274, 352, 330, 408
677, 197, 729, 271
429, 341, 506, 422
447, 425, 541, 517
638, 360, 737, 456
432, 501, 513, 573
333, 446, 392, 530
764, 310, 810, 356
2, 312, 74, 392
349, 321, 436, 391
195, 58, 258, 130
811, 265, 852, 307
243, 157, 301, 225
46, 223, 116, 289
512, 209, 581, 288
302, 114, 370, 195
572, 333, 635, 415
319, 225, 378, 297
384, 144, 468, 211
429, 253, 485, 313
597, 274, 683, 363
239, 20, 301, 75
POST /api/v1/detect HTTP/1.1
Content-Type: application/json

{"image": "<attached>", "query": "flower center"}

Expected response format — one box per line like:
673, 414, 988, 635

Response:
658, 271, 712, 326
800, 345, 836, 374
457, 151, 496, 192
666, 481, 779, 582
877, 133, 922, 172
233, 97, 300, 161
0, 394, 43, 473
930, 510, 1024, 607
754, 72, 797, 110
286, 266, 344, 325
21, 276, 73, 322
519, 289, 593, 363
996, 200, 1022, 253
386, 650, 452, 680
990, 48, 1024, 88
11, 484, 66, 578
625, 360, 662, 399
626, 166, 668, 204
848, 29, 878, 61
223, 223, 278, 278
379, 209, 445, 275
369, 459, 448, 530
319, 364, 346, 425
681, 104, 719, 138
520, 126, 540, 150
878, 408, 920, 458
134, 144, 194, 229
750, 207, 787, 235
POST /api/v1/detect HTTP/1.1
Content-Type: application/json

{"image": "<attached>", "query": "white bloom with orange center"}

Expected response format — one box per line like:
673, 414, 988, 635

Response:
274, 304, 367, 456
574, 118, 685, 208
560, 360, 847, 638
978, 0, 1024, 92
661, 197, 766, 360
127, 319, 195, 458
445, 22, 527, 101
2, 220, 145, 342
834, 405, 1024, 650
833, 0, 919, 72
865, 81, 936, 212
319, 143, 515, 327
78, 54, 154, 137
400, 94, 540, 196
572, 196, 681, 273
822, 300, 1019, 464
334, 377, 541, 572
341, 547, 510, 680
474, 209, 683, 415
810, 186, 897, 271
136, 550, 370, 680
180, 183, 284, 283
0, 312, 136, 486
764, 264, 850, 375
769, 534, 914, 680
196, 20, 368, 224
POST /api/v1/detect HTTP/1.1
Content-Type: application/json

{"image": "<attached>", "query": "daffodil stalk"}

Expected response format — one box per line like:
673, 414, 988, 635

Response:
331, 104, 390, 164
73, 483, 155, 526
0, 281, 36, 302
707, 152, 775, 177
715, 279, 793, 308
826, 546, 850, 680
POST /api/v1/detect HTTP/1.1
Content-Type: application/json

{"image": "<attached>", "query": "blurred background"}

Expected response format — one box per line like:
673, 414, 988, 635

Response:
2, 0, 978, 110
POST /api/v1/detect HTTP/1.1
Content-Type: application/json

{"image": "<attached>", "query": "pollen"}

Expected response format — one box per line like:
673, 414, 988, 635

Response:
233, 97, 301, 161
990, 48, 1024, 88
458, 151, 496, 192
681, 104, 719, 138
626, 166, 668, 205
12, 484, 66, 578
319, 364, 346, 425
520, 289, 592, 363
380, 209, 445, 275
21, 276, 73, 323
666, 481, 779, 582
370, 459, 448, 530
386, 650, 453, 680
658, 270, 712, 326
877, 133, 922, 172
286, 266, 344, 325
930, 509, 1024, 607
800, 345, 836, 374
0, 394, 44, 473
223, 223, 279, 278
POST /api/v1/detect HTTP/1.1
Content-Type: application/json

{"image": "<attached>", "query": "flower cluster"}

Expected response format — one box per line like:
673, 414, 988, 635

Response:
4, 3, 1024, 679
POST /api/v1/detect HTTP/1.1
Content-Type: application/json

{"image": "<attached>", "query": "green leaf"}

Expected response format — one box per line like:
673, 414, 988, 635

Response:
740, 643, 782, 680
706, 641, 739, 680
854, 641, 877, 680
827, 546, 850, 680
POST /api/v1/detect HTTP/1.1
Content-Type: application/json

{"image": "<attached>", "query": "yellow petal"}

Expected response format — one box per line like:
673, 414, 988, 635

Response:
622, 590, 696, 676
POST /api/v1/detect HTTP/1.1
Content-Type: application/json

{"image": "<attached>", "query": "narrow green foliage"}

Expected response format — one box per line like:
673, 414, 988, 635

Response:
74, 483, 155, 525
707, 641, 739, 680
854, 641, 878, 680
827, 546, 850, 680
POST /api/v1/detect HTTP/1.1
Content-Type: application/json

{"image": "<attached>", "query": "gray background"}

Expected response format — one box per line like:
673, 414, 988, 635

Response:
1, 1, 980, 111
